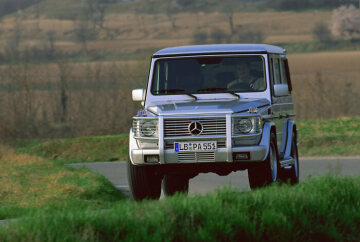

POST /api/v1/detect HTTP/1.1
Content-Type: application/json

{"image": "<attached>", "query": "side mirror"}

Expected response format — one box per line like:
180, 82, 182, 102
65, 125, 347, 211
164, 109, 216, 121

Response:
132, 89, 146, 102
274, 84, 289, 97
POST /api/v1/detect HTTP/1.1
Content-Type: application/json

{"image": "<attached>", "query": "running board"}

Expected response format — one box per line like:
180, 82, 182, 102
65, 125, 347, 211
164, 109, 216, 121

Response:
280, 157, 294, 169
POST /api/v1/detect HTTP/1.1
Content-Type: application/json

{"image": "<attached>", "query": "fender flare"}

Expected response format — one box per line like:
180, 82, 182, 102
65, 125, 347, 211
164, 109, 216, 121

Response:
283, 120, 297, 160
259, 121, 276, 161
129, 128, 138, 165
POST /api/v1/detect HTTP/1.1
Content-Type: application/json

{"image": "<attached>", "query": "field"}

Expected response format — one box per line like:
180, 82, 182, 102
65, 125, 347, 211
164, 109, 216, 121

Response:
0, 2, 359, 139
1, 50, 359, 139
0, 10, 332, 54
289, 51, 360, 119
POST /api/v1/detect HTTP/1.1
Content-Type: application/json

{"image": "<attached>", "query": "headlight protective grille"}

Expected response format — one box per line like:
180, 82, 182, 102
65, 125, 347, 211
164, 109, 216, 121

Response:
133, 119, 158, 137
232, 116, 262, 135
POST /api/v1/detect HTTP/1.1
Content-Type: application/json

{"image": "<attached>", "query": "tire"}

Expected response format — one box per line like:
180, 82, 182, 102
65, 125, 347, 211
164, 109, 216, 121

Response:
127, 154, 162, 201
163, 175, 189, 196
248, 132, 280, 189
282, 132, 300, 184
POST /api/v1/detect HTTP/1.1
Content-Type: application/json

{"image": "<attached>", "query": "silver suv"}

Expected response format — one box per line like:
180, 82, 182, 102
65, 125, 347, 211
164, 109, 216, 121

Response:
128, 44, 299, 200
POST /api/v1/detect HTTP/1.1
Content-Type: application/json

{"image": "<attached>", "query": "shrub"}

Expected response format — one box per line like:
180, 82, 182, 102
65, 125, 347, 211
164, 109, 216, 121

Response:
192, 31, 208, 44
312, 22, 333, 44
331, 5, 360, 39
210, 28, 229, 44
233, 26, 265, 43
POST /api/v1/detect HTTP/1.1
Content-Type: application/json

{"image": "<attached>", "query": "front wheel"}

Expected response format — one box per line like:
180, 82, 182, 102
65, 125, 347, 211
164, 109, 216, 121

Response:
163, 175, 189, 196
248, 133, 280, 189
127, 155, 162, 201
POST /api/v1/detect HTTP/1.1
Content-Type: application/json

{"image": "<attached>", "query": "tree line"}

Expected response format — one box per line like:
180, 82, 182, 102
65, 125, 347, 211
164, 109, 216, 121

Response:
264, 0, 359, 11
0, 0, 42, 17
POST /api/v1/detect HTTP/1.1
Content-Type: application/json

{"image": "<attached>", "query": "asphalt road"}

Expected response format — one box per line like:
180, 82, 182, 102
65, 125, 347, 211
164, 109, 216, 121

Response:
69, 157, 360, 197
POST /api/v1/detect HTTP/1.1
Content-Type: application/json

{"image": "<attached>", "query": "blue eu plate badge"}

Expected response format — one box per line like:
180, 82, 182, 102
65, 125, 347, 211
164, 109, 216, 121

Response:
175, 143, 179, 152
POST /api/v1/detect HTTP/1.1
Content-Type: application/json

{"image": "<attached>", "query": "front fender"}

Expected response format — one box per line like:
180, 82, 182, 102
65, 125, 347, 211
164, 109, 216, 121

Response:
129, 128, 138, 165
259, 121, 276, 161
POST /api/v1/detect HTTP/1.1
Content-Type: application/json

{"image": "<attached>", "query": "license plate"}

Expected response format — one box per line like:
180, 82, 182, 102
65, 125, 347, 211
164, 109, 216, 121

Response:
174, 141, 217, 152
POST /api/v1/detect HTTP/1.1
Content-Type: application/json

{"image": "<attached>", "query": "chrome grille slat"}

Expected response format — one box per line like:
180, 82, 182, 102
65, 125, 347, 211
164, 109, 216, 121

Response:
177, 152, 215, 162
164, 118, 226, 137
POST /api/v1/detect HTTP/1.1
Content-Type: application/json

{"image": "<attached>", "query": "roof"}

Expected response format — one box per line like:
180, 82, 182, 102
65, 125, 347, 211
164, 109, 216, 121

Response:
153, 44, 286, 57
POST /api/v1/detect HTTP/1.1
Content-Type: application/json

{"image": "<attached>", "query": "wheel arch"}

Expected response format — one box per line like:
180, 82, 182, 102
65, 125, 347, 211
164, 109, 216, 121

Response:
283, 120, 297, 159
259, 121, 277, 161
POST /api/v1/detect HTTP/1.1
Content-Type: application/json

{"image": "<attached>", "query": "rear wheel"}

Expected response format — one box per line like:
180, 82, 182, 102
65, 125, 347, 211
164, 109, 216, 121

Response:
127, 155, 162, 201
163, 175, 189, 196
248, 133, 280, 189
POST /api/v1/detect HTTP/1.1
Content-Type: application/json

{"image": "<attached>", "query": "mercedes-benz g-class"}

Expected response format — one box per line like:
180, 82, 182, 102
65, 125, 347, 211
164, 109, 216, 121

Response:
128, 44, 299, 200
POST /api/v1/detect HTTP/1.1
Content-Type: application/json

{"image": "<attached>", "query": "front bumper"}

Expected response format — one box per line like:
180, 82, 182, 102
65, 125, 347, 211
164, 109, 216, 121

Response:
131, 145, 267, 165
129, 121, 273, 165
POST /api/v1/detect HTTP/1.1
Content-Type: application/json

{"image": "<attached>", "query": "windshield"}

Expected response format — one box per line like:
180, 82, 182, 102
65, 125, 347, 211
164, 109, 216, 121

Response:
151, 56, 266, 95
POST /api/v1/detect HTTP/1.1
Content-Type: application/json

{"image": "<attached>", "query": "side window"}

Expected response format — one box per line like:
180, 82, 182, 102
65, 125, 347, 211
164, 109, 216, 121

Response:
273, 57, 281, 84
280, 59, 288, 84
269, 57, 274, 85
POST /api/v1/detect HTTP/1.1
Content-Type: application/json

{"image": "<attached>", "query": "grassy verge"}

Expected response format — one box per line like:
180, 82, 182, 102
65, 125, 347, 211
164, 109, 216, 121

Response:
0, 146, 124, 220
297, 117, 360, 157
1, 175, 360, 241
13, 117, 360, 164
15, 135, 129, 165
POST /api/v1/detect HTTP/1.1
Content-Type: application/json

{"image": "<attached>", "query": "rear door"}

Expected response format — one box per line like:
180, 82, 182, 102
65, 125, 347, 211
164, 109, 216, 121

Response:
269, 54, 294, 156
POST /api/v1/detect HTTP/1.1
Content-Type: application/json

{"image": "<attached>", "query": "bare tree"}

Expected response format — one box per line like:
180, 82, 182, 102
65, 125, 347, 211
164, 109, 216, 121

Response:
331, 5, 360, 39
4, 20, 22, 61
57, 61, 73, 123
85, 0, 109, 31
73, 18, 98, 53
166, 1, 179, 30
232, 25, 265, 44
134, 5, 148, 36
176, 0, 193, 9
46, 30, 56, 57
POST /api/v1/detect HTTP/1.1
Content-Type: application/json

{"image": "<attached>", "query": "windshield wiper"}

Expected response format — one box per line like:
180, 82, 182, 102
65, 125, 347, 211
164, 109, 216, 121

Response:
156, 89, 185, 94
155, 89, 197, 101
185, 93, 197, 101
227, 91, 240, 99
196, 87, 240, 99
197, 87, 227, 92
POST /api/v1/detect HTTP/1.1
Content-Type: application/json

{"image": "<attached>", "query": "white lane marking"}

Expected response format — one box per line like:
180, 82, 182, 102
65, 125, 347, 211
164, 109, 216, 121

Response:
115, 185, 129, 189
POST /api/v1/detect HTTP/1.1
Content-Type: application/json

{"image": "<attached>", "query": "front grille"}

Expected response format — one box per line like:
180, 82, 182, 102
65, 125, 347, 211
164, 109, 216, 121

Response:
178, 152, 215, 162
164, 118, 226, 137
165, 140, 226, 149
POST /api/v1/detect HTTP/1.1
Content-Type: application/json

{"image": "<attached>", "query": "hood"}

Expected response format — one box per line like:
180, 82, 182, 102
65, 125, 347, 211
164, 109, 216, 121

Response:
146, 98, 270, 116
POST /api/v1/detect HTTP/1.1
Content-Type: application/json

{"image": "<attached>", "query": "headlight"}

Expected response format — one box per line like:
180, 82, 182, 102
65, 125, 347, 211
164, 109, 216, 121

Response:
232, 117, 261, 135
133, 119, 158, 137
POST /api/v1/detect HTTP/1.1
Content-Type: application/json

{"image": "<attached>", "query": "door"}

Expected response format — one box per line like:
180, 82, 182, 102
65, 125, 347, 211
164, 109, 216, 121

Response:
269, 55, 294, 157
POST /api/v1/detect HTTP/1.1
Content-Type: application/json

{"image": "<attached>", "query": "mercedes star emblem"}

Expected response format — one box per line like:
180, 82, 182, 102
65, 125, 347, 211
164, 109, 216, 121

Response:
188, 121, 203, 135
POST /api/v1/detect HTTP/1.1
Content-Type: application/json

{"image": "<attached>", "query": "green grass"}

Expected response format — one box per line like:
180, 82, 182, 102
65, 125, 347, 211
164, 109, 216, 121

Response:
13, 117, 360, 165
16, 135, 129, 164
1, 175, 360, 241
297, 117, 360, 157
0, 147, 124, 220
